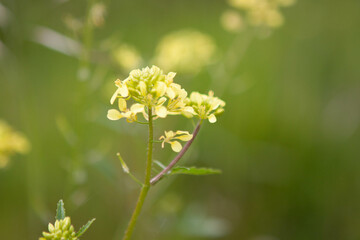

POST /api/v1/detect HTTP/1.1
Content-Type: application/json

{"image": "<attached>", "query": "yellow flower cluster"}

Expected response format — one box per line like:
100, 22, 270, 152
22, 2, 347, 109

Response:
153, 30, 216, 74
226, 0, 295, 29
108, 65, 194, 122
185, 91, 226, 123
0, 120, 30, 168
40, 217, 77, 240
107, 66, 226, 152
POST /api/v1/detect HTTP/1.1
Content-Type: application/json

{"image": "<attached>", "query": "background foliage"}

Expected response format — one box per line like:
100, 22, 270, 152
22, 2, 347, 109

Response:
1, 0, 360, 239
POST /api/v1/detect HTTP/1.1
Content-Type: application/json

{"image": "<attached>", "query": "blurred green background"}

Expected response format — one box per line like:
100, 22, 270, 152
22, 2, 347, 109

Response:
1, 0, 360, 239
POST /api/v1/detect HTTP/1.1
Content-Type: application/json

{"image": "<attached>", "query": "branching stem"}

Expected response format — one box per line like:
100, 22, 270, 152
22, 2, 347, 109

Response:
150, 120, 202, 185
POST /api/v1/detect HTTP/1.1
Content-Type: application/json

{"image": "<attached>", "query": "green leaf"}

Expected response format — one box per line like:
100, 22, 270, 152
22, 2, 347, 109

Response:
55, 199, 66, 220
170, 166, 222, 176
76, 218, 96, 237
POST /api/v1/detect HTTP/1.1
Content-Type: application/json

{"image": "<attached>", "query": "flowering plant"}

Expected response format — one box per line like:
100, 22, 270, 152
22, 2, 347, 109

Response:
107, 65, 225, 240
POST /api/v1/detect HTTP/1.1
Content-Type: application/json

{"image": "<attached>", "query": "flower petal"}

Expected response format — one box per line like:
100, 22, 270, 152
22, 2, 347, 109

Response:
183, 106, 196, 115
208, 114, 217, 123
175, 130, 190, 135
130, 103, 145, 113
157, 97, 167, 106
155, 81, 167, 97
167, 72, 176, 82
118, 98, 127, 112
165, 130, 175, 138
176, 134, 193, 141
170, 141, 182, 152
107, 109, 123, 120
155, 106, 167, 118
139, 81, 147, 96
215, 108, 224, 115
190, 92, 202, 105
142, 110, 149, 120
178, 88, 188, 99
110, 88, 120, 104
115, 79, 129, 97
119, 85, 129, 97
166, 87, 175, 99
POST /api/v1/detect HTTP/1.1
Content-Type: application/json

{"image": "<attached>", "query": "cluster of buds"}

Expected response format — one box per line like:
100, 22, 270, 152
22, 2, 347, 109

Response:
107, 65, 225, 152
40, 217, 77, 240
39, 200, 94, 240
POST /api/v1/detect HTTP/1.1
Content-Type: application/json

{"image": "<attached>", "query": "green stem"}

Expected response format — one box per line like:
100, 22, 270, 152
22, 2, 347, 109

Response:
122, 107, 153, 240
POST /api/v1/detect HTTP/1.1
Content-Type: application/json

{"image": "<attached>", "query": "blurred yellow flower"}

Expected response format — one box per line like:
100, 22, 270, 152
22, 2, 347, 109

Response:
159, 130, 193, 152
221, 10, 245, 33
113, 44, 142, 71
0, 120, 30, 168
226, 0, 295, 29
154, 30, 216, 74
185, 91, 225, 123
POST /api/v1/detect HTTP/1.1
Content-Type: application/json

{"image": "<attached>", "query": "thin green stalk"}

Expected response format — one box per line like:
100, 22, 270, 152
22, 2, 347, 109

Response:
122, 107, 153, 240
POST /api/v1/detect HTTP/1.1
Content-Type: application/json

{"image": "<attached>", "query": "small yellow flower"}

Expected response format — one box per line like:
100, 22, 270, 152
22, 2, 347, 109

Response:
185, 91, 225, 123
107, 98, 145, 122
110, 79, 129, 104
153, 83, 195, 118
166, 84, 195, 117
154, 97, 168, 118
159, 130, 193, 152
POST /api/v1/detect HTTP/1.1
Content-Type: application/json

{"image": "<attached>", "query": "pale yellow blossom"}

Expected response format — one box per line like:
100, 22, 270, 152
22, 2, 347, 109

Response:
107, 98, 145, 122
185, 91, 225, 123
165, 83, 195, 117
159, 130, 193, 152
110, 79, 129, 104
154, 30, 216, 74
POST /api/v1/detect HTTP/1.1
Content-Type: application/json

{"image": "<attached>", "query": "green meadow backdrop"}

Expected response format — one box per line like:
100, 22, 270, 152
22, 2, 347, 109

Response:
1, 0, 360, 239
